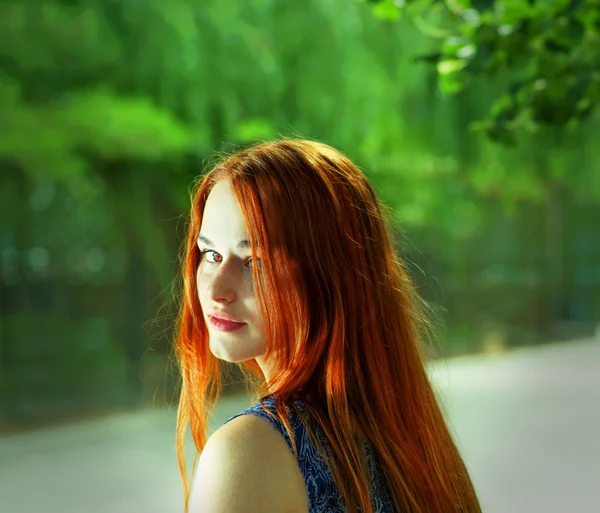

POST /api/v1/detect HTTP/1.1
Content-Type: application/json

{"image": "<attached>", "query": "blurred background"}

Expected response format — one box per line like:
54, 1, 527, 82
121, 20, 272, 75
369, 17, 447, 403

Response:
1, 0, 599, 512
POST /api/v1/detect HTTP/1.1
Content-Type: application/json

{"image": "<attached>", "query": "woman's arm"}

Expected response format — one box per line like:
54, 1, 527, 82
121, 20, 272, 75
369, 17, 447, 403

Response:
189, 414, 308, 513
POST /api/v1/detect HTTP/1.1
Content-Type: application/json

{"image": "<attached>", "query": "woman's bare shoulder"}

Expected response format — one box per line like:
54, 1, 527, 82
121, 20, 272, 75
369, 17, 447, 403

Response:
189, 414, 308, 513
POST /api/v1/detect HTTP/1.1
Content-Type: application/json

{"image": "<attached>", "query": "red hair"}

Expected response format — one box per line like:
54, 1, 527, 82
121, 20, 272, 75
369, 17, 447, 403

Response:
174, 139, 481, 512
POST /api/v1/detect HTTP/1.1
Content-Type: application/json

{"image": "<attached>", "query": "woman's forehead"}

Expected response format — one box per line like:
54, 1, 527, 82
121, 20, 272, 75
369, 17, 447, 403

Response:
200, 181, 250, 246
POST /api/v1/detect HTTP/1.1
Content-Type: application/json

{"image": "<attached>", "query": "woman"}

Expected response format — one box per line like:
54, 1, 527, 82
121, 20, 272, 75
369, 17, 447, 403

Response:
174, 139, 482, 513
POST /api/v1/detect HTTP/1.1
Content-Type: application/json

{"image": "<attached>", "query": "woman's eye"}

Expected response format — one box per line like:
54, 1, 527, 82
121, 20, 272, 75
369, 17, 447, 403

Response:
201, 250, 222, 263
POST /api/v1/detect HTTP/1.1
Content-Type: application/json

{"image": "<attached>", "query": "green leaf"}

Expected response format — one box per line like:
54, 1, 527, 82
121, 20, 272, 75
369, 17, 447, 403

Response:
373, 0, 403, 20
437, 59, 468, 75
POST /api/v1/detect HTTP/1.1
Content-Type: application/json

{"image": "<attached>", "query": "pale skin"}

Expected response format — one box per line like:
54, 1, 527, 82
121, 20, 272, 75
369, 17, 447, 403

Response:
189, 180, 309, 513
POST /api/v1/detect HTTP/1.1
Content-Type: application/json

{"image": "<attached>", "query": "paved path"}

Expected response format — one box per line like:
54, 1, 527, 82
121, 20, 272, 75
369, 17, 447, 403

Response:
1, 339, 598, 513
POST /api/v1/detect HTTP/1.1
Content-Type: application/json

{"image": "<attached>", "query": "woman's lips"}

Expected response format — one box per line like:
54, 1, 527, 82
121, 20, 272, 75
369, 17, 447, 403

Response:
208, 315, 246, 332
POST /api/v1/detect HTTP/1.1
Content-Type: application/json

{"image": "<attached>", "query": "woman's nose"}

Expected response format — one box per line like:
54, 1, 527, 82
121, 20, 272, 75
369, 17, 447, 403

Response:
208, 263, 238, 303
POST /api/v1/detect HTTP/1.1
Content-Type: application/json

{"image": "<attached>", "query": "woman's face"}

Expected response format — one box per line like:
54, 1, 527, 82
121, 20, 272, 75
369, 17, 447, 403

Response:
196, 180, 267, 366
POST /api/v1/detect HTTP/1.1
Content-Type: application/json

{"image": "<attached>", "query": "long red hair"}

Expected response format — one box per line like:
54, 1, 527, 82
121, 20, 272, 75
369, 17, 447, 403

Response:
174, 139, 481, 512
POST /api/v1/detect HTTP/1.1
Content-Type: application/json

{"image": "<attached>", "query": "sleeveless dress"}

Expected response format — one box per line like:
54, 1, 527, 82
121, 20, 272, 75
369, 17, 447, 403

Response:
224, 396, 396, 513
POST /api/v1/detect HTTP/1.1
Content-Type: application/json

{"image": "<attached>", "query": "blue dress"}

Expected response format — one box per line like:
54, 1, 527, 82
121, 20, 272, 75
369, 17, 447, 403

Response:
224, 396, 396, 512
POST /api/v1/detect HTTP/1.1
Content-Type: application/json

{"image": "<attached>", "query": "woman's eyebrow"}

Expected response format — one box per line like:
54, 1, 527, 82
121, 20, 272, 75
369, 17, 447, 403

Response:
197, 234, 251, 249
197, 235, 213, 246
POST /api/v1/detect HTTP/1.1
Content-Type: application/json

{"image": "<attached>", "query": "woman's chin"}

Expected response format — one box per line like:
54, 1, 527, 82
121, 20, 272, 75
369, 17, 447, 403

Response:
209, 341, 264, 364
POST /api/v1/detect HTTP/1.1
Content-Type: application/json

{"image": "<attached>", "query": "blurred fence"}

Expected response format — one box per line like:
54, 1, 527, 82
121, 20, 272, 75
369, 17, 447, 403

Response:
408, 198, 600, 353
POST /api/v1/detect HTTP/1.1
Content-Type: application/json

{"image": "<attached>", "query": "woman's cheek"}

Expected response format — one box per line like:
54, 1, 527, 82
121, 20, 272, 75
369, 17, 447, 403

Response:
196, 265, 210, 302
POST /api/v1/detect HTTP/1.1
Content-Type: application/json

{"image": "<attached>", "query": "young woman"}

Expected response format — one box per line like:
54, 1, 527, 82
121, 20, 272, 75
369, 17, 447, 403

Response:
174, 139, 482, 513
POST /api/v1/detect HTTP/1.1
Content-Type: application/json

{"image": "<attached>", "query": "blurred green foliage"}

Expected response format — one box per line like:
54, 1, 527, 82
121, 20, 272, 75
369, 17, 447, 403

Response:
367, 0, 600, 144
1, 0, 599, 429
